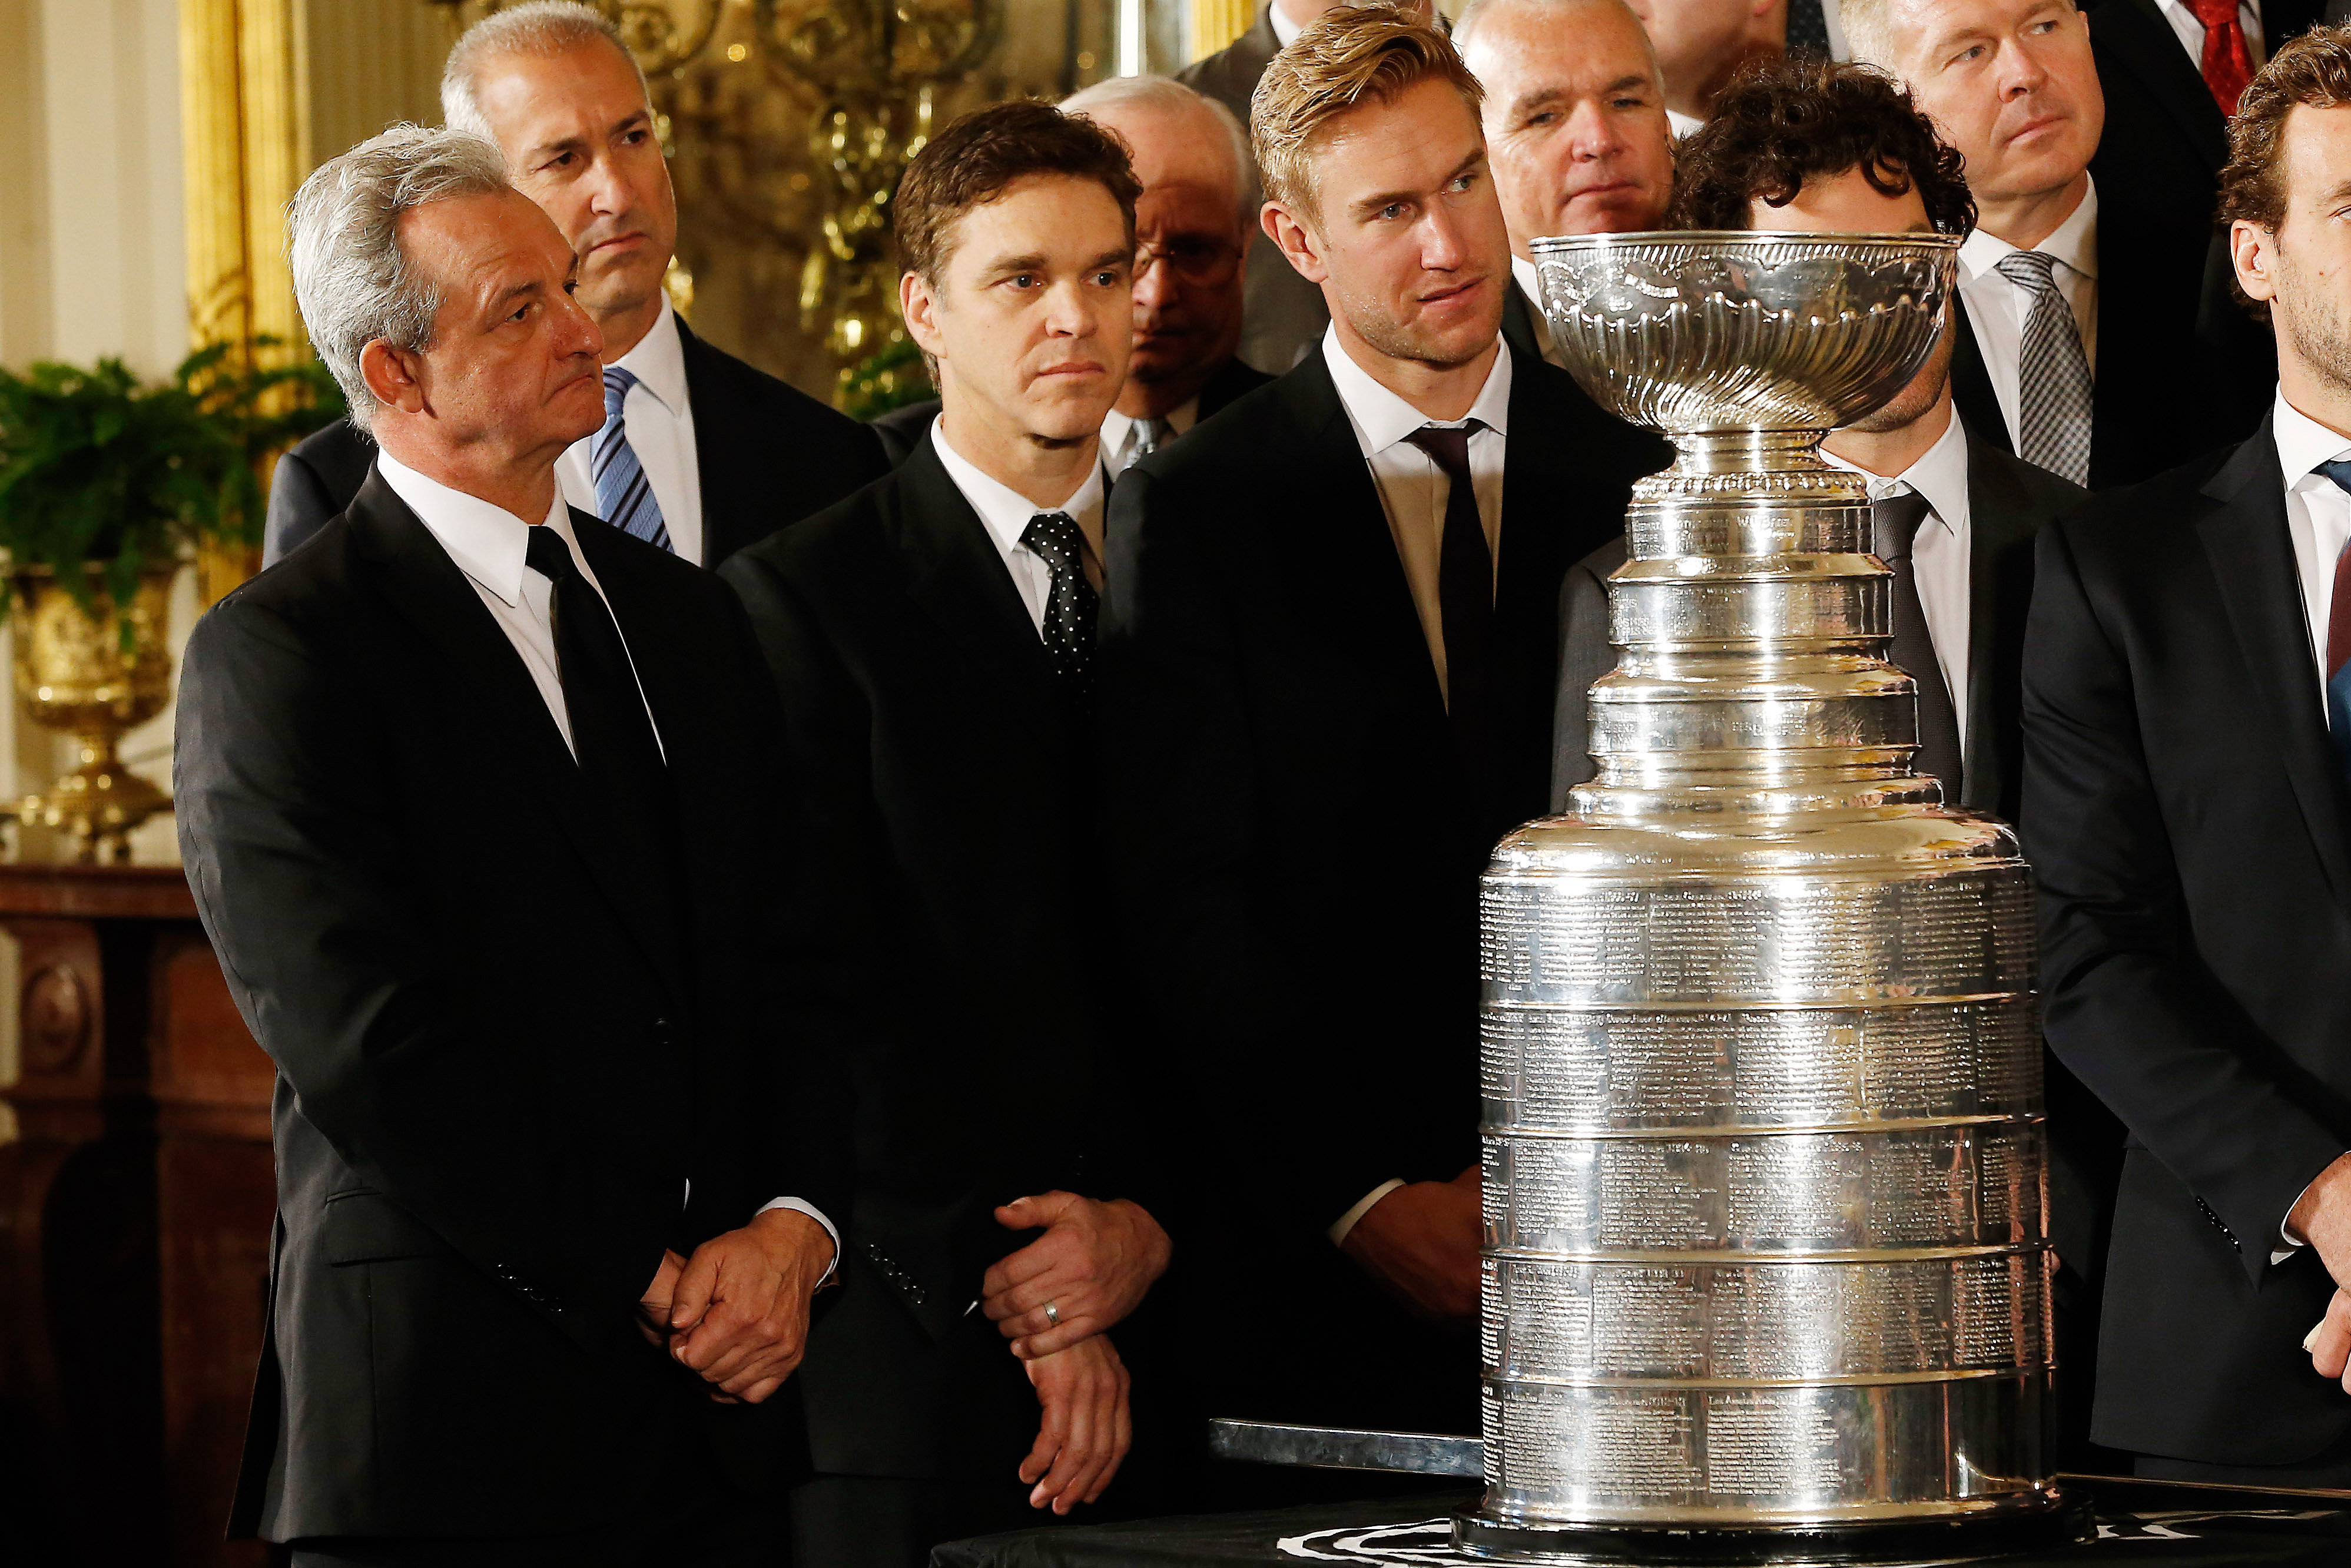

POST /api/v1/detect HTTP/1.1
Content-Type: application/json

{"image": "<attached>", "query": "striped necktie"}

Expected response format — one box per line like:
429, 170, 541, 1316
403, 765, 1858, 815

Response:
593, 365, 673, 552
2316, 460, 2351, 777
1994, 250, 2094, 487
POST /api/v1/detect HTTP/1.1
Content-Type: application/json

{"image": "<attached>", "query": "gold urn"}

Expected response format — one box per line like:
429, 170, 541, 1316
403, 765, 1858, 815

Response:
9, 566, 175, 863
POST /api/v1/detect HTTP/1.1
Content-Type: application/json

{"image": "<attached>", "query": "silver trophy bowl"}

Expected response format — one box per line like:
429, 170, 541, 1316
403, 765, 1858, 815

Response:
1461, 233, 2085, 1562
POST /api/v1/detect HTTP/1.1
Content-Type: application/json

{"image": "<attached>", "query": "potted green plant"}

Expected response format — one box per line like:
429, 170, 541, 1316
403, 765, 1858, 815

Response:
0, 341, 343, 860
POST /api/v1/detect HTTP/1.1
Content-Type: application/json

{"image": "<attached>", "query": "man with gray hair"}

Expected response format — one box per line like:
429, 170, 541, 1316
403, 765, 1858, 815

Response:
874, 76, 1271, 473
264, 0, 883, 567
180, 122, 847, 1566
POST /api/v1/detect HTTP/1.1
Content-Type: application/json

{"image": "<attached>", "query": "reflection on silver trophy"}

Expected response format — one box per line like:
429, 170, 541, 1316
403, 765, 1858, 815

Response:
1461, 233, 2085, 1561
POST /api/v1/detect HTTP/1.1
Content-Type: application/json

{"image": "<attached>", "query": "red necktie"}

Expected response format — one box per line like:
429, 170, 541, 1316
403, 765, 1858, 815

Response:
2186, 0, 2254, 114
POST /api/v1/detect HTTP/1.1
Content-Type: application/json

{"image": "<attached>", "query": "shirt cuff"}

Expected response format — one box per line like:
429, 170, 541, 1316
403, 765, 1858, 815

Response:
758, 1196, 841, 1286
1329, 1179, 1407, 1248
2277, 1176, 2330, 1265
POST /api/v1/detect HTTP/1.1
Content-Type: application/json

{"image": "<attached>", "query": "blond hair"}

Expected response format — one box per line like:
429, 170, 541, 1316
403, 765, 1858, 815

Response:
1250, 4, 1485, 220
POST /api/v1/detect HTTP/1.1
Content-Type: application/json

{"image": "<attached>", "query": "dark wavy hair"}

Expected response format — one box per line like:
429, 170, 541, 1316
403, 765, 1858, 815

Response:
1664, 57, 1975, 236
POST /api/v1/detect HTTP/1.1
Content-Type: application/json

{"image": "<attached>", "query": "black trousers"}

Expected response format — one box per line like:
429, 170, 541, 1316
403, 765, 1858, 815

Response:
787, 1475, 1062, 1568
2133, 1427, 2351, 1490
289, 1427, 785, 1568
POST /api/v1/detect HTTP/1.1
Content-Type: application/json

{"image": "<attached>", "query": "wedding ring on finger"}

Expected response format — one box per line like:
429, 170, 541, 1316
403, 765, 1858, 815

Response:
1043, 1300, 1062, 1328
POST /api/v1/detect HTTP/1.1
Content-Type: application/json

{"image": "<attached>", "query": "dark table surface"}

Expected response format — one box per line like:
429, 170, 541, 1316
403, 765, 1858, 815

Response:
931, 1476, 2351, 1567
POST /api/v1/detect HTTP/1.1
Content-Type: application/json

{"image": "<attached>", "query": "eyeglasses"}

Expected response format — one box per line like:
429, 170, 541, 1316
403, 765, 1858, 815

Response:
1134, 237, 1242, 287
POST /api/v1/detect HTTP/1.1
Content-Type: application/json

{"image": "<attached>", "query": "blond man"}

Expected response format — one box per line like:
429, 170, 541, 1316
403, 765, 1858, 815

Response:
1098, 5, 1646, 1456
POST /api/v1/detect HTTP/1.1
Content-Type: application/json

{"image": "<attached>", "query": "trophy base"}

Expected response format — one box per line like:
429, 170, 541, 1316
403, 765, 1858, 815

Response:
1452, 1491, 2095, 1565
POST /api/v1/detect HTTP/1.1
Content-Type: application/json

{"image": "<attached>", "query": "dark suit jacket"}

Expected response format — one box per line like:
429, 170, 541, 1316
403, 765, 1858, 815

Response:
719, 443, 1135, 1483
177, 477, 848, 1540
1549, 417, 2082, 823
1097, 344, 1643, 1433
868, 354, 1273, 469
2084, 0, 2321, 230
1175, 5, 1331, 374
1949, 191, 2273, 490
2024, 417, 2351, 1466
1501, 281, 1676, 482
261, 318, 885, 567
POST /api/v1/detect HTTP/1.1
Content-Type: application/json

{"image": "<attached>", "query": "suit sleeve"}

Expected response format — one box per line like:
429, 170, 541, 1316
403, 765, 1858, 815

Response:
262, 450, 337, 568
1550, 557, 1614, 812
2021, 521, 2346, 1284
174, 598, 653, 1351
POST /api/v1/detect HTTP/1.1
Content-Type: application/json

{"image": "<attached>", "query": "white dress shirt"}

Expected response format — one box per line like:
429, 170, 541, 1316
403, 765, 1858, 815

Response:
1667, 108, 1705, 140
374, 449, 838, 1272
1821, 405, 1974, 747
1101, 396, 1201, 478
2154, 0, 2266, 71
1957, 180, 2100, 455
555, 297, 707, 565
1321, 324, 1513, 707
1509, 255, 1564, 369
1318, 327, 1513, 1245
930, 420, 1109, 623
1269, 0, 1304, 47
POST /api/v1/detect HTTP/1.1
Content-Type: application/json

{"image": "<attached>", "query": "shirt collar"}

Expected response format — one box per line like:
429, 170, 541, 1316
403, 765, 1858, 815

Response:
2274, 388, 2351, 489
1102, 395, 1201, 452
375, 447, 569, 608
1820, 402, 1971, 536
1321, 322, 1514, 455
1268, 1, 1302, 47
929, 419, 1107, 562
609, 296, 688, 416
1959, 175, 2099, 286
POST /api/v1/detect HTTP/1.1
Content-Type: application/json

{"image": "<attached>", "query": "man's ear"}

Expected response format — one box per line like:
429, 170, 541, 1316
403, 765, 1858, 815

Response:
358, 340, 427, 419
1264, 201, 1331, 286
902, 268, 946, 361
2231, 218, 2280, 304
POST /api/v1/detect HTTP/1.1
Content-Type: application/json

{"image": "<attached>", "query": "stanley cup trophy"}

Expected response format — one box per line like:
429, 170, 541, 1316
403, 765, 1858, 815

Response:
1461, 233, 2088, 1562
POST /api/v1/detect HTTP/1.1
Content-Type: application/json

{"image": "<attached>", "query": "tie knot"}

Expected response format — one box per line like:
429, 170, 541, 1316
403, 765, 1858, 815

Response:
1871, 490, 1934, 561
1405, 420, 1483, 480
1994, 250, 2062, 296
1021, 512, 1086, 576
2184, 0, 2237, 26
602, 364, 639, 421
525, 523, 579, 584
2318, 458, 2351, 498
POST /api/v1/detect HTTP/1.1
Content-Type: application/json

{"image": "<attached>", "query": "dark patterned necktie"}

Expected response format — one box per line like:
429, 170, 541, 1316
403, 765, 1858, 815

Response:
1872, 490, 1964, 800
1403, 420, 1494, 780
1020, 511, 1099, 696
1786, 0, 1831, 56
2316, 460, 2351, 778
2184, 0, 2254, 112
1994, 251, 2094, 486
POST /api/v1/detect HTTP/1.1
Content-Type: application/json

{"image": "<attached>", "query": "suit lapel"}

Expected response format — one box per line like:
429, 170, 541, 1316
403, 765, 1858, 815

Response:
1501, 283, 1541, 366
677, 319, 748, 564
1948, 296, 2011, 460
2097, 0, 2229, 169
887, 439, 1067, 720
346, 478, 691, 999
1959, 429, 2041, 814
2196, 424, 2351, 912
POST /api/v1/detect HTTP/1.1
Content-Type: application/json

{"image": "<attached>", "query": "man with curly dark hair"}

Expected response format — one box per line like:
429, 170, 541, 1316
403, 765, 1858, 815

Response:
1554, 69, 2110, 1464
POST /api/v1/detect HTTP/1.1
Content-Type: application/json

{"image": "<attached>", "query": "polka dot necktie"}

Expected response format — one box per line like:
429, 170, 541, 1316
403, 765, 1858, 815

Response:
593, 365, 674, 552
1994, 251, 2094, 487
2315, 459, 2351, 778
2184, 0, 2254, 114
1021, 510, 1099, 697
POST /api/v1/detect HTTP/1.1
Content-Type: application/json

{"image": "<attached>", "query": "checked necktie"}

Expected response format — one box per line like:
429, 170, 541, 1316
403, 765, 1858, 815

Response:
2316, 460, 2351, 778
1021, 510, 1099, 699
1994, 251, 2094, 488
593, 365, 674, 552
1871, 490, 1964, 799
1404, 421, 1495, 784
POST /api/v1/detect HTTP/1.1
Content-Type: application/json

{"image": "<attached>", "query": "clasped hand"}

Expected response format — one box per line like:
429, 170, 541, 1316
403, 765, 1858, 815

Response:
983, 1191, 1171, 1358
638, 1206, 835, 1404
1339, 1164, 1481, 1322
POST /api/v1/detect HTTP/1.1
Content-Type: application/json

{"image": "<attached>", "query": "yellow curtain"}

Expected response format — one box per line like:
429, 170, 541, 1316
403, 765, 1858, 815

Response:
1188, 0, 1256, 63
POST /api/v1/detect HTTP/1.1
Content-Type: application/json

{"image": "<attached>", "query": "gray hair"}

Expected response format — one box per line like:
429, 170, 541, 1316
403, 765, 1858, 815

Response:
1059, 74, 1259, 231
288, 124, 511, 433
1838, 0, 1896, 68
1454, 0, 1663, 77
442, 0, 649, 143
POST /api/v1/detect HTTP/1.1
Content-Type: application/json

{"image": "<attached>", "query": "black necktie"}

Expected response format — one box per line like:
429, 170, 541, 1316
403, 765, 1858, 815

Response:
1020, 511, 1099, 697
1404, 422, 1494, 783
1871, 492, 1964, 800
524, 526, 671, 823
1785, 0, 1831, 54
